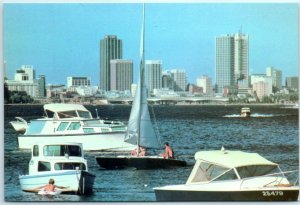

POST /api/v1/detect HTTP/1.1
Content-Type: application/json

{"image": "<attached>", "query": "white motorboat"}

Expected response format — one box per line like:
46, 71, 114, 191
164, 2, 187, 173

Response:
154, 148, 299, 201
10, 117, 28, 133
17, 103, 135, 151
241, 107, 251, 117
95, 5, 186, 169
19, 142, 95, 195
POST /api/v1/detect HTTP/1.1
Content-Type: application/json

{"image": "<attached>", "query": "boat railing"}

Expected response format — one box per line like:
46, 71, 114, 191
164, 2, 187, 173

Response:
239, 170, 299, 189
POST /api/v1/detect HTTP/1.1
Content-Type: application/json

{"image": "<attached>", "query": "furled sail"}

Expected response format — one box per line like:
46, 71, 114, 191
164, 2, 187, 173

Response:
124, 4, 160, 149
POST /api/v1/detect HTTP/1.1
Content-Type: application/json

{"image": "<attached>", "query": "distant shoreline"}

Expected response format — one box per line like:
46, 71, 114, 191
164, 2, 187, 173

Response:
4, 103, 296, 107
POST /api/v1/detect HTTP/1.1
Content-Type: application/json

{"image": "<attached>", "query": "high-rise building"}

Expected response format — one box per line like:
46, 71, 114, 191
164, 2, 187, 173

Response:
215, 32, 249, 94
266, 67, 282, 90
196, 75, 213, 95
14, 65, 35, 81
100, 35, 122, 91
162, 71, 173, 90
286, 76, 298, 91
171, 69, 187, 92
145, 60, 162, 92
216, 35, 235, 94
110, 59, 133, 91
37, 75, 46, 98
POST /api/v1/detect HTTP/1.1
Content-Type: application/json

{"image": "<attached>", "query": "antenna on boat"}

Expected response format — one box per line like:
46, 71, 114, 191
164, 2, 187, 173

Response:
95, 108, 99, 119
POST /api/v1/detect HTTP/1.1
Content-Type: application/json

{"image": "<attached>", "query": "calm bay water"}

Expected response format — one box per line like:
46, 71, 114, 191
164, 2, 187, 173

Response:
4, 104, 299, 202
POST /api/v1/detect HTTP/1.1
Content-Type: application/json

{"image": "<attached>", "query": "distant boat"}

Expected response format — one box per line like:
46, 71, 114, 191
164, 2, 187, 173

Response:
241, 107, 251, 117
95, 4, 186, 170
17, 103, 135, 151
10, 117, 28, 133
154, 148, 299, 201
19, 142, 95, 195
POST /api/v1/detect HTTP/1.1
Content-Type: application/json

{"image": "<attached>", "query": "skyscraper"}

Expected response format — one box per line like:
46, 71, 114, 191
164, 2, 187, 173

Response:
110, 59, 133, 91
266, 66, 282, 90
171, 69, 187, 92
216, 32, 249, 94
145, 60, 162, 92
215, 35, 235, 93
100, 35, 122, 91
286, 76, 298, 91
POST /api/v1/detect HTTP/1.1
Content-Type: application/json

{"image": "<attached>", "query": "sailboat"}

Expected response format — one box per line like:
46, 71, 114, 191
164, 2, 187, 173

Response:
95, 4, 187, 170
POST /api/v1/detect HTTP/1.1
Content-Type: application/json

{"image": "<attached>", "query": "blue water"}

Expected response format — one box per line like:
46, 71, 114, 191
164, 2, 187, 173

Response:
4, 104, 299, 202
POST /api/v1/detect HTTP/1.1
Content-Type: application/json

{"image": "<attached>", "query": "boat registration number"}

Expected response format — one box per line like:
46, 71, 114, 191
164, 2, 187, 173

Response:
262, 191, 283, 197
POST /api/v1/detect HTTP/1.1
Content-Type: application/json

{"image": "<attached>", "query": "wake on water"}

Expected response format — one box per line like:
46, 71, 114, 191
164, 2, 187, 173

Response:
223, 113, 281, 118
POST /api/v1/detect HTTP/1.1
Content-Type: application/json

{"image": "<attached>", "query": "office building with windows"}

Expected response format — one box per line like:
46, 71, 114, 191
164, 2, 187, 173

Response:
215, 32, 249, 94
110, 59, 133, 91
100, 35, 122, 91
145, 60, 162, 92
170, 69, 187, 92
266, 66, 282, 90
286, 76, 298, 91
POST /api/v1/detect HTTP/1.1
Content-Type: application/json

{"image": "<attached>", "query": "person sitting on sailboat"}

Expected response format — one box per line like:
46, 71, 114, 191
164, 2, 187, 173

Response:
132, 146, 147, 157
160, 142, 174, 159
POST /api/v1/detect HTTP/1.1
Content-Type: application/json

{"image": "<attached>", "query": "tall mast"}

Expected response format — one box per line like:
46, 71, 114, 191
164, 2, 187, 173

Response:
137, 3, 145, 154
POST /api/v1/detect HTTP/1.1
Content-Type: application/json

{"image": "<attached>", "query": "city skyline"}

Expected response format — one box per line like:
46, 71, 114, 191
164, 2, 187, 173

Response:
4, 3, 298, 86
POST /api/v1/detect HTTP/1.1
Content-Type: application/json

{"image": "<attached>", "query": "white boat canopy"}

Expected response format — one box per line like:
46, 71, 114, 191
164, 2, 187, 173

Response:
44, 104, 89, 113
194, 150, 277, 169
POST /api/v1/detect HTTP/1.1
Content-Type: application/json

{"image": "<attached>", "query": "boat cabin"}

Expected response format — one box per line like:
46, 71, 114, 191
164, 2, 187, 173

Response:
241, 107, 251, 117
28, 143, 88, 175
186, 149, 287, 185
44, 104, 93, 120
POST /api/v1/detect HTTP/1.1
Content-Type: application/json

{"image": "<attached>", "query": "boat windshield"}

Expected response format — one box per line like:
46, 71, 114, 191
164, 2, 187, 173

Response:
43, 145, 82, 157
54, 162, 86, 171
190, 161, 237, 183
236, 165, 280, 179
57, 111, 78, 119
77, 110, 92, 119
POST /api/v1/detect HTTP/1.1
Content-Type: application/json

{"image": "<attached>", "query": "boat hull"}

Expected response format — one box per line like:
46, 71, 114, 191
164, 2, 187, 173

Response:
19, 170, 95, 195
154, 188, 299, 201
95, 156, 187, 169
18, 132, 135, 151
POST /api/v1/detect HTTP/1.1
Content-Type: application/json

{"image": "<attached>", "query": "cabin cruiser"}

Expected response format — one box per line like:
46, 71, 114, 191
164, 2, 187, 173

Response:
19, 142, 95, 195
17, 103, 135, 151
10, 117, 28, 133
241, 107, 251, 117
154, 148, 299, 201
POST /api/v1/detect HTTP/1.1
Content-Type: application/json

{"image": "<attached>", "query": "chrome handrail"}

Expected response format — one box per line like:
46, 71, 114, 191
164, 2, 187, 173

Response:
239, 170, 298, 189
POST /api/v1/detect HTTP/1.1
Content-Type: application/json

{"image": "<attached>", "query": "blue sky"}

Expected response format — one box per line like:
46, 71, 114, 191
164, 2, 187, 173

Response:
4, 3, 299, 86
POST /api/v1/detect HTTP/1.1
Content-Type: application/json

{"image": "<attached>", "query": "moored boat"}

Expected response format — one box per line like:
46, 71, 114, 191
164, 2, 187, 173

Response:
19, 142, 95, 195
10, 117, 28, 133
17, 103, 135, 151
154, 148, 299, 201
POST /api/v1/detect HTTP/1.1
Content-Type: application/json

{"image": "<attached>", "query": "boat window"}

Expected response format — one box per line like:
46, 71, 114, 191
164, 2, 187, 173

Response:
25, 120, 46, 135
67, 122, 81, 130
57, 122, 69, 131
38, 161, 51, 171
43, 145, 82, 157
33, 145, 39, 156
191, 162, 230, 183
236, 165, 279, 179
83, 128, 95, 133
45, 109, 55, 118
54, 162, 86, 171
215, 169, 237, 181
57, 111, 78, 119
111, 126, 126, 132
77, 110, 92, 119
